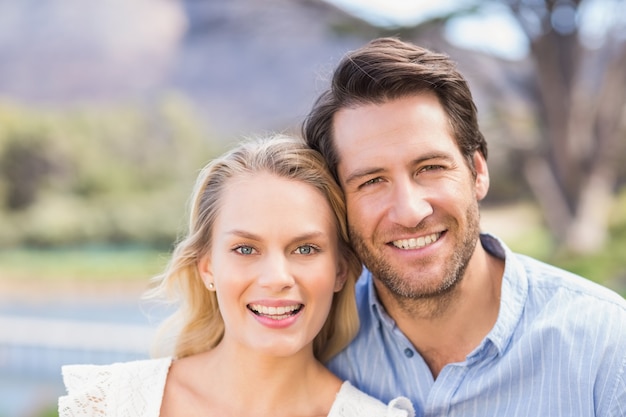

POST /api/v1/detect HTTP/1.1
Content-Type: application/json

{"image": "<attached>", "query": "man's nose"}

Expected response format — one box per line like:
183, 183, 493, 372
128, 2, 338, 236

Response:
388, 180, 433, 228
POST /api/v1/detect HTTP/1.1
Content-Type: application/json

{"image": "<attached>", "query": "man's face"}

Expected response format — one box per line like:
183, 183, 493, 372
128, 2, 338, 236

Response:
333, 93, 489, 302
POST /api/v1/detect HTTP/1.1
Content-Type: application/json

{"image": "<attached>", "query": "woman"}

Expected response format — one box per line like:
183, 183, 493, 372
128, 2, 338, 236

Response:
58, 134, 414, 417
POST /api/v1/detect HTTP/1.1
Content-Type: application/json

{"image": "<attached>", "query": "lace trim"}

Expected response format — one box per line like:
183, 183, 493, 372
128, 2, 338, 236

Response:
58, 357, 172, 417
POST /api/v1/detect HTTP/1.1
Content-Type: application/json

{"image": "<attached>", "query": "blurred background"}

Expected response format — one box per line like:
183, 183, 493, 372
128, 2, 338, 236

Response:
0, 0, 625, 415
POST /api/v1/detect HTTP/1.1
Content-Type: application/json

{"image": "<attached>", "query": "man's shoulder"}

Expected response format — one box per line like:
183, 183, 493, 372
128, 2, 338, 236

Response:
510, 252, 626, 359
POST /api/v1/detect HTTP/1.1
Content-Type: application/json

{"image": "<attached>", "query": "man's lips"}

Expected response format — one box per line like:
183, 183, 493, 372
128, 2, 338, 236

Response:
391, 232, 442, 249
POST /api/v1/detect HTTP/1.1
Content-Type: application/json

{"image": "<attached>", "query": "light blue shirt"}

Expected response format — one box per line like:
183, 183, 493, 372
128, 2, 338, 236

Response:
327, 234, 626, 416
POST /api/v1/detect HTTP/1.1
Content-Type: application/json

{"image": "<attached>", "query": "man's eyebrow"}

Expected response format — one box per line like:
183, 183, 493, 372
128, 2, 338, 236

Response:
343, 152, 453, 186
344, 167, 385, 186
416, 152, 454, 164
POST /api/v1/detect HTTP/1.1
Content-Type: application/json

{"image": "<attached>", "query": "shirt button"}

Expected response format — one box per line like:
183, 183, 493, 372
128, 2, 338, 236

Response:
404, 348, 414, 358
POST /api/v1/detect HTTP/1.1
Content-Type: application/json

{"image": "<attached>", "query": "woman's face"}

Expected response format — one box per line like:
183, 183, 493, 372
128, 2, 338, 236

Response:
199, 172, 346, 358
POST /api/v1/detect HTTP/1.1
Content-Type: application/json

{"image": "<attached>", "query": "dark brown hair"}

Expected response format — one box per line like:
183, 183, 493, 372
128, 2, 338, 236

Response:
303, 37, 487, 180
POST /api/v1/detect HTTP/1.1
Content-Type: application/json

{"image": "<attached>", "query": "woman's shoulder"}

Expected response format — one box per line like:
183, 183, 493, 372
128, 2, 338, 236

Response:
330, 381, 415, 417
59, 356, 172, 417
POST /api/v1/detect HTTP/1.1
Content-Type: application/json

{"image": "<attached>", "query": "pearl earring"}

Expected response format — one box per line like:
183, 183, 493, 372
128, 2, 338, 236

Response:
208, 282, 215, 290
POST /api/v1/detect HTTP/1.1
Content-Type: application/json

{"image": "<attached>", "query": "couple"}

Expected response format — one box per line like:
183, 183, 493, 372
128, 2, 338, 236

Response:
59, 38, 626, 416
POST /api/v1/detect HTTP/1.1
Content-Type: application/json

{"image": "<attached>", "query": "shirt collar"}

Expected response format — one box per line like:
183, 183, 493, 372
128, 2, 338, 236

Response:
365, 233, 529, 356
480, 233, 528, 355
365, 269, 396, 329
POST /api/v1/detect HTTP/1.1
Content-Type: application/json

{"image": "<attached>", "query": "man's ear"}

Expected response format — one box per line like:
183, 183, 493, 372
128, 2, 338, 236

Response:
198, 255, 215, 291
334, 257, 349, 292
473, 151, 490, 201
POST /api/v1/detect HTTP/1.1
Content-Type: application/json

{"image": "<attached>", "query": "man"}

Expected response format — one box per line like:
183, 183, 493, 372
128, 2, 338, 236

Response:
303, 37, 626, 416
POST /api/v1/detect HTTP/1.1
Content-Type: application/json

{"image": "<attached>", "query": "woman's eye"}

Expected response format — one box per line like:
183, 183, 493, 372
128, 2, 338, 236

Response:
295, 245, 317, 255
235, 245, 255, 255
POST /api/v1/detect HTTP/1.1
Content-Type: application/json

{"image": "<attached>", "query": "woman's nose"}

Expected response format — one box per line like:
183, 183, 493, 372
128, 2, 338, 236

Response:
257, 254, 295, 291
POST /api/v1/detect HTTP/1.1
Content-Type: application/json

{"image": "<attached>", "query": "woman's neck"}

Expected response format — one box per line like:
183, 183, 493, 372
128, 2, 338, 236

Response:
162, 341, 342, 417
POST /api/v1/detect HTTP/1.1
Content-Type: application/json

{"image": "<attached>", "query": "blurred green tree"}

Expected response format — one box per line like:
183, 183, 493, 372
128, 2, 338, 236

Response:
0, 95, 219, 248
0, 134, 54, 210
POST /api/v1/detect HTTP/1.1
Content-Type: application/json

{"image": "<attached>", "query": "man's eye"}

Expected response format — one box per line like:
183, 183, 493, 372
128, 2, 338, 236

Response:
295, 245, 318, 255
420, 165, 443, 173
235, 245, 255, 255
362, 177, 382, 187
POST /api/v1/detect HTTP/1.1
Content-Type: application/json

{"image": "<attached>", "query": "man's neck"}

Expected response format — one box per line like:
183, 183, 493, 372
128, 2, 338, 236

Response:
376, 241, 504, 378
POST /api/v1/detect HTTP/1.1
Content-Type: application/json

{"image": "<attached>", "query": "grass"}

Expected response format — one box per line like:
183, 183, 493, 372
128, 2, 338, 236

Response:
550, 224, 626, 296
0, 245, 170, 282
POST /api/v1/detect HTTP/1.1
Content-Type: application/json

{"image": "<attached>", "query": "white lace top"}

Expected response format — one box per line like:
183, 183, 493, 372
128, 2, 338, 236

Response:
59, 357, 414, 417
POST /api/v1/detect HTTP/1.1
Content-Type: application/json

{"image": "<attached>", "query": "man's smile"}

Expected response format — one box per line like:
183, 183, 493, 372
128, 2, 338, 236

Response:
391, 232, 442, 250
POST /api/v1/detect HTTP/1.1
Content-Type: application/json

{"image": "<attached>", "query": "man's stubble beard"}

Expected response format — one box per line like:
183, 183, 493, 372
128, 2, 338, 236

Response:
350, 203, 481, 318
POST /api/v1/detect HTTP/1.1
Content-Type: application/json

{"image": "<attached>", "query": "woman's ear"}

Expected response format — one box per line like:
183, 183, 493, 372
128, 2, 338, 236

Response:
198, 254, 215, 291
334, 257, 349, 292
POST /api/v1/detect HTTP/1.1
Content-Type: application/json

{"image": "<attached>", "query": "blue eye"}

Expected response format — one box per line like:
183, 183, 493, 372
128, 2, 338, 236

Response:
235, 245, 255, 255
295, 245, 317, 255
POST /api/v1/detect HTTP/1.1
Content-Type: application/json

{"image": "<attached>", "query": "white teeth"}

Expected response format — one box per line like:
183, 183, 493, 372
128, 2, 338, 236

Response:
249, 304, 301, 318
392, 232, 441, 249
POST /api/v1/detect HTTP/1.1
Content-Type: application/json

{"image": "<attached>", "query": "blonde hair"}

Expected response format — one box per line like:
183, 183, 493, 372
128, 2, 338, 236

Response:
146, 134, 361, 362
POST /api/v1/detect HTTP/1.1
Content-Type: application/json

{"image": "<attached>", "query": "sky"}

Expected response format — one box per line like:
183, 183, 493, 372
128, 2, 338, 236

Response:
325, 0, 529, 60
